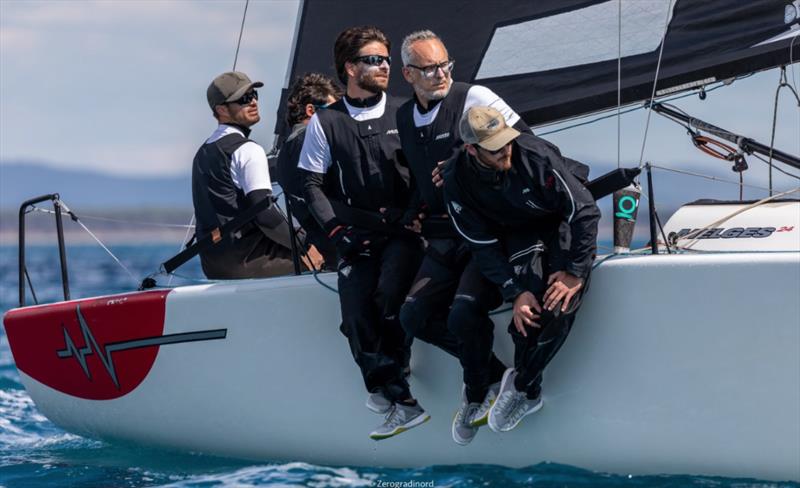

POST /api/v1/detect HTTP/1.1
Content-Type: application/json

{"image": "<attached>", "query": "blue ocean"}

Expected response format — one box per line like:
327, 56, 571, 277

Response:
0, 244, 797, 488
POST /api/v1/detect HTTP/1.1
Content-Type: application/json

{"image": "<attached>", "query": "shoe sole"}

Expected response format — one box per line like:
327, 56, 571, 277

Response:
488, 368, 515, 433
369, 413, 431, 441
470, 381, 503, 427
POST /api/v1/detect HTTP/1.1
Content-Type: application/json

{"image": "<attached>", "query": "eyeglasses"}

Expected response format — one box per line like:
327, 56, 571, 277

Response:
406, 60, 454, 79
353, 55, 391, 67
227, 90, 258, 105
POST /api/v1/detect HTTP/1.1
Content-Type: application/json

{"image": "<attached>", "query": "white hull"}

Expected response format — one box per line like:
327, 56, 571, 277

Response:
6, 252, 800, 481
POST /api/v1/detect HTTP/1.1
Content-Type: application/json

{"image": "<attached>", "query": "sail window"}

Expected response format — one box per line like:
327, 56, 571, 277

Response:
475, 0, 676, 79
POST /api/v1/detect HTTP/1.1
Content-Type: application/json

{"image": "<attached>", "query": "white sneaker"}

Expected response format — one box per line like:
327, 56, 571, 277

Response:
365, 390, 392, 414
369, 402, 430, 441
488, 368, 543, 433
452, 386, 480, 446
470, 380, 501, 427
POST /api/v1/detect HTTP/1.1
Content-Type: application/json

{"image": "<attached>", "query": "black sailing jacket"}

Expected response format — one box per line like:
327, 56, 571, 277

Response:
442, 132, 600, 301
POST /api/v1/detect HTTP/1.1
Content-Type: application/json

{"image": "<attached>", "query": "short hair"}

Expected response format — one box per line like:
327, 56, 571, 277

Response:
333, 26, 391, 84
285, 73, 343, 126
401, 30, 441, 66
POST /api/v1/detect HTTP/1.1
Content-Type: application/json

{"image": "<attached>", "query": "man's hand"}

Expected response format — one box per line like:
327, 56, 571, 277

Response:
431, 160, 447, 188
329, 225, 370, 259
301, 245, 325, 271
543, 271, 584, 312
380, 207, 425, 233
512, 291, 542, 337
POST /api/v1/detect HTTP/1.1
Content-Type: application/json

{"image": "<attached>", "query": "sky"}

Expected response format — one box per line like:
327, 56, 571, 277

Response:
1, 0, 798, 196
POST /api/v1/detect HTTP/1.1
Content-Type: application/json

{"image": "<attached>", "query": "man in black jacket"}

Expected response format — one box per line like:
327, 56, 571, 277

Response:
443, 106, 600, 433
395, 30, 527, 445
298, 26, 426, 440
276, 73, 342, 268
192, 71, 323, 279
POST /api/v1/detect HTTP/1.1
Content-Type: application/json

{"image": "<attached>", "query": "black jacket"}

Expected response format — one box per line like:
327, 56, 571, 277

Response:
443, 132, 600, 301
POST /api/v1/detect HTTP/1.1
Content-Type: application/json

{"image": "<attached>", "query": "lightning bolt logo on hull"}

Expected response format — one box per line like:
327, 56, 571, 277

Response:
56, 303, 226, 389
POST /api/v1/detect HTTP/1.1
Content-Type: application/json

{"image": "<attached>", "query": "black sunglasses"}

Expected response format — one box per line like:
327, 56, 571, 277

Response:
227, 90, 258, 105
353, 55, 391, 67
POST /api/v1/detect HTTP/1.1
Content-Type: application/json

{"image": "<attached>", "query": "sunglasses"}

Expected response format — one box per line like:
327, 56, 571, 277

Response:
227, 90, 259, 105
406, 60, 454, 79
353, 55, 392, 67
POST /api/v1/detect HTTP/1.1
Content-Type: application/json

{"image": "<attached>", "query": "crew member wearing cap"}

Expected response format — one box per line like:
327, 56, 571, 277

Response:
395, 30, 528, 445
192, 71, 323, 279
297, 26, 426, 440
442, 106, 600, 434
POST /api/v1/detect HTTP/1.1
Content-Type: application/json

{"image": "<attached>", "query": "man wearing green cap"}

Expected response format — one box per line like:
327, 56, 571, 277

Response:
192, 71, 322, 279
442, 105, 600, 433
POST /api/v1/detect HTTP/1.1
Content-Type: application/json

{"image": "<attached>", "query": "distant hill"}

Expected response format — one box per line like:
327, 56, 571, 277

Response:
0, 162, 191, 210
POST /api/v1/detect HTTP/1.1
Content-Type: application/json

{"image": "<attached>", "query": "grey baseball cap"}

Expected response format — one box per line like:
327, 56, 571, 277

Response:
459, 106, 520, 151
207, 71, 264, 109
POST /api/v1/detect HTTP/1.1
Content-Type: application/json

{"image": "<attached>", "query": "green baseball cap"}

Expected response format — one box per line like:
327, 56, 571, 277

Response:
207, 71, 264, 109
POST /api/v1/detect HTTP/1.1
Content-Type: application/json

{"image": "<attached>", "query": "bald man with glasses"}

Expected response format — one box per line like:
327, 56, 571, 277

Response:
394, 30, 531, 445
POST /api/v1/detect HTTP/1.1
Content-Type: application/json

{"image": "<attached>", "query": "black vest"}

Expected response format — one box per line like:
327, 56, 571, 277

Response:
191, 132, 251, 237
396, 82, 471, 217
315, 95, 411, 211
275, 123, 306, 198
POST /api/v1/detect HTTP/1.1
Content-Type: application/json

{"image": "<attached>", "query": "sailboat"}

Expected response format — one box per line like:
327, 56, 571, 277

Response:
3, 0, 799, 482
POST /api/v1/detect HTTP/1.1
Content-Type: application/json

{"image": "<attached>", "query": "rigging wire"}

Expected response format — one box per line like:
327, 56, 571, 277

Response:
637, 0, 675, 172
168, 214, 196, 287
768, 66, 800, 196
26, 210, 196, 229
232, 0, 250, 71
616, 0, 622, 169
648, 164, 783, 194
33, 200, 141, 286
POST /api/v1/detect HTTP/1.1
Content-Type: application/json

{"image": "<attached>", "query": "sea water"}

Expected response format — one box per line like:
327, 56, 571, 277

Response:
0, 244, 796, 488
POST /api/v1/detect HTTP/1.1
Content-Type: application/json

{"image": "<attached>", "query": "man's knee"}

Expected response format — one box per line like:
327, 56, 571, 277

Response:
399, 297, 426, 338
447, 294, 485, 337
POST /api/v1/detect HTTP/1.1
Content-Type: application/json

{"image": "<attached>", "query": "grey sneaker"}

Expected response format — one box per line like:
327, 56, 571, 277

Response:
470, 380, 501, 427
369, 402, 430, 440
452, 386, 480, 445
488, 368, 543, 433
366, 389, 392, 414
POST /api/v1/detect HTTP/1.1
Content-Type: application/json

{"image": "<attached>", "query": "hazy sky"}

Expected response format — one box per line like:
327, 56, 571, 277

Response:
1, 0, 798, 195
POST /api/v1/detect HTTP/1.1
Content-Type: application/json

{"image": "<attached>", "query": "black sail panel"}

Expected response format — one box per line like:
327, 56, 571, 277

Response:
276, 0, 799, 135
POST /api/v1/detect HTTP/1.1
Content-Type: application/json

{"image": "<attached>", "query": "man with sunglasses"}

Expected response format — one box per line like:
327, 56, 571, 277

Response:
193, 71, 322, 279
276, 73, 343, 268
298, 26, 427, 440
394, 30, 529, 445
443, 106, 599, 434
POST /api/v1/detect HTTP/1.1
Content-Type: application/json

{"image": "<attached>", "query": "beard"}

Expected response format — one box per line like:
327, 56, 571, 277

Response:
420, 80, 452, 102
356, 69, 389, 93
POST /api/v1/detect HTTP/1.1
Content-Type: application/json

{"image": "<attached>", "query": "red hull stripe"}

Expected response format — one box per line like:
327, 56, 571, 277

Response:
3, 290, 168, 400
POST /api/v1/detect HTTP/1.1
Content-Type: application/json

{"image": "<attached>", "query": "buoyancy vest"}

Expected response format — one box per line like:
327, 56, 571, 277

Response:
191, 132, 252, 238
396, 82, 471, 217
315, 95, 411, 212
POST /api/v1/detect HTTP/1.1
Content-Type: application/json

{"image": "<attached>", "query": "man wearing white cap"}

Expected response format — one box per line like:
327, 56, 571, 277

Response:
442, 106, 600, 433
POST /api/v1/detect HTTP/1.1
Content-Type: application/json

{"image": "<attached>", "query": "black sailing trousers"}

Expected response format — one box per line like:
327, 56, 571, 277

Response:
337, 237, 423, 403
399, 238, 507, 404
504, 229, 590, 398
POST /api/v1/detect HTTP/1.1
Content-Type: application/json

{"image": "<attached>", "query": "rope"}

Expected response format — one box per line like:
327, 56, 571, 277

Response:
28, 209, 195, 228
751, 152, 800, 181
648, 164, 779, 194
232, 0, 250, 71
537, 82, 725, 137
168, 214, 196, 286
768, 67, 800, 196
616, 0, 622, 169
637, 0, 675, 172
49, 200, 141, 286
673, 187, 800, 250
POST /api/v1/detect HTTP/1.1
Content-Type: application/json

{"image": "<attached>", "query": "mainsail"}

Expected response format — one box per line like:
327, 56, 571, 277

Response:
275, 0, 799, 135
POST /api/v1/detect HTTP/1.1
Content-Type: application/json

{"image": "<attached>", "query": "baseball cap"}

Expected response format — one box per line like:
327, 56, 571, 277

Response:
459, 106, 520, 151
207, 71, 264, 109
